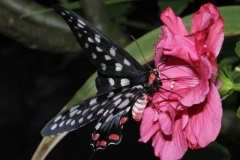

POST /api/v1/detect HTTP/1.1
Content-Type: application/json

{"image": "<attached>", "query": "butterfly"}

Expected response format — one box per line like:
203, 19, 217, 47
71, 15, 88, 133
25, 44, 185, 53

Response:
41, 4, 162, 151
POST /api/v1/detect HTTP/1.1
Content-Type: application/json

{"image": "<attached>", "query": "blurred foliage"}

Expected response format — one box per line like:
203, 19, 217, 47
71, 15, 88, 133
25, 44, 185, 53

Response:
235, 40, 240, 57
182, 142, 231, 160
237, 107, 240, 118
157, 0, 194, 15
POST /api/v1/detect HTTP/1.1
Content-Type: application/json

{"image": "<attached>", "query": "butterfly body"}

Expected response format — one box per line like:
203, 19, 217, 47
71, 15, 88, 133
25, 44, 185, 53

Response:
41, 5, 162, 151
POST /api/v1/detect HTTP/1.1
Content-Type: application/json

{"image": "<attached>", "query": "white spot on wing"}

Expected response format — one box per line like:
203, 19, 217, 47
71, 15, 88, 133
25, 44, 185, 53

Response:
71, 120, 75, 126
113, 94, 122, 100
70, 105, 79, 112
95, 34, 101, 43
126, 106, 131, 112
66, 119, 71, 125
120, 78, 130, 86
61, 12, 65, 16
103, 110, 109, 116
97, 109, 104, 115
107, 92, 114, 98
82, 108, 90, 115
114, 99, 122, 106
70, 109, 78, 117
87, 114, 93, 119
79, 118, 83, 123
95, 122, 102, 130
88, 37, 94, 43
91, 104, 99, 110
54, 115, 62, 122
125, 93, 133, 98
92, 53, 97, 59
85, 42, 89, 48
65, 10, 70, 14
101, 101, 107, 105
78, 19, 86, 25
109, 108, 114, 113
96, 46, 103, 52
78, 33, 82, 37
115, 63, 123, 71
101, 63, 106, 71
78, 23, 84, 28
77, 110, 82, 114
118, 99, 130, 109
108, 78, 114, 86
90, 98, 97, 105
124, 58, 131, 66
51, 124, 57, 130
104, 55, 111, 60
132, 85, 143, 90
106, 114, 113, 122
59, 121, 65, 127
110, 47, 116, 56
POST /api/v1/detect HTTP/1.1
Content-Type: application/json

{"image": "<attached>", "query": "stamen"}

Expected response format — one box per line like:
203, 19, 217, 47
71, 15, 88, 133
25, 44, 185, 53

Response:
170, 81, 175, 90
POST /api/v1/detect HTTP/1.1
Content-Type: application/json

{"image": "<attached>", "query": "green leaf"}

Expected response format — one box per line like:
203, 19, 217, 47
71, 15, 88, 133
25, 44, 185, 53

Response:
219, 68, 235, 100
237, 107, 240, 118
182, 142, 231, 160
235, 40, 240, 57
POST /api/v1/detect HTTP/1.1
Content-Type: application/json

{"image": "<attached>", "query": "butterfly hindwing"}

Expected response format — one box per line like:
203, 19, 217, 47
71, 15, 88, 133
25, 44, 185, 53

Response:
52, 5, 145, 79
90, 86, 144, 150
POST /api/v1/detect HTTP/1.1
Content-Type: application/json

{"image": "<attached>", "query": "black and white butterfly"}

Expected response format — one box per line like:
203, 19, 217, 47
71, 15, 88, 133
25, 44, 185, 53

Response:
41, 4, 162, 151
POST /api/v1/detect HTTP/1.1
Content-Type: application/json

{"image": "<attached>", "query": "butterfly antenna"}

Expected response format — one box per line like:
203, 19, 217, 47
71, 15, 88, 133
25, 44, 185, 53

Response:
131, 35, 152, 70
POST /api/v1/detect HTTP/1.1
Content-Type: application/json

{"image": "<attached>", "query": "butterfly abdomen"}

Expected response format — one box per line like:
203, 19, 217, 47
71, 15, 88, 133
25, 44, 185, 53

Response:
132, 94, 148, 121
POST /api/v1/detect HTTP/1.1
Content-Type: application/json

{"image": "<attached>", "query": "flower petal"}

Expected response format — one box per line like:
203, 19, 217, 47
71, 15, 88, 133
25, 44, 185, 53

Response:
192, 3, 224, 57
139, 107, 160, 143
191, 3, 215, 33
180, 56, 211, 106
185, 83, 222, 149
152, 117, 188, 160
156, 32, 199, 65
206, 17, 224, 57
160, 7, 188, 36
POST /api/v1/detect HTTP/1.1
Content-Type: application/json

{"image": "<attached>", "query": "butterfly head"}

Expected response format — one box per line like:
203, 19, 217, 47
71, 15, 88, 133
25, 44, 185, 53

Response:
148, 69, 162, 86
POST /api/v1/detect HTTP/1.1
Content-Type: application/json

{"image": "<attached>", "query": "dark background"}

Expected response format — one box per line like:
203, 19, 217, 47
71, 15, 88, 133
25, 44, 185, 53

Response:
1, 0, 239, 160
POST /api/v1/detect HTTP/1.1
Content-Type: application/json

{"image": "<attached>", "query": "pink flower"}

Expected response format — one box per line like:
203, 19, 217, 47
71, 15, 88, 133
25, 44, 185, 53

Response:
139, 3, 224, 160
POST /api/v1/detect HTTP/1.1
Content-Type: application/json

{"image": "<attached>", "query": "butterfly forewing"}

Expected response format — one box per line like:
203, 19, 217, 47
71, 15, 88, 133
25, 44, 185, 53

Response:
53, 5, 144, 79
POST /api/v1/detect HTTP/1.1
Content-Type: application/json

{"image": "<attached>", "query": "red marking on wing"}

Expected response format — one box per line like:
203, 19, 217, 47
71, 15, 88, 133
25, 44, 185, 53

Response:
109, 134, 119, 141
99, 140, 107, 146
120, 117, 127, 125
96, 141, 100, 146
92, 134, 100, 141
